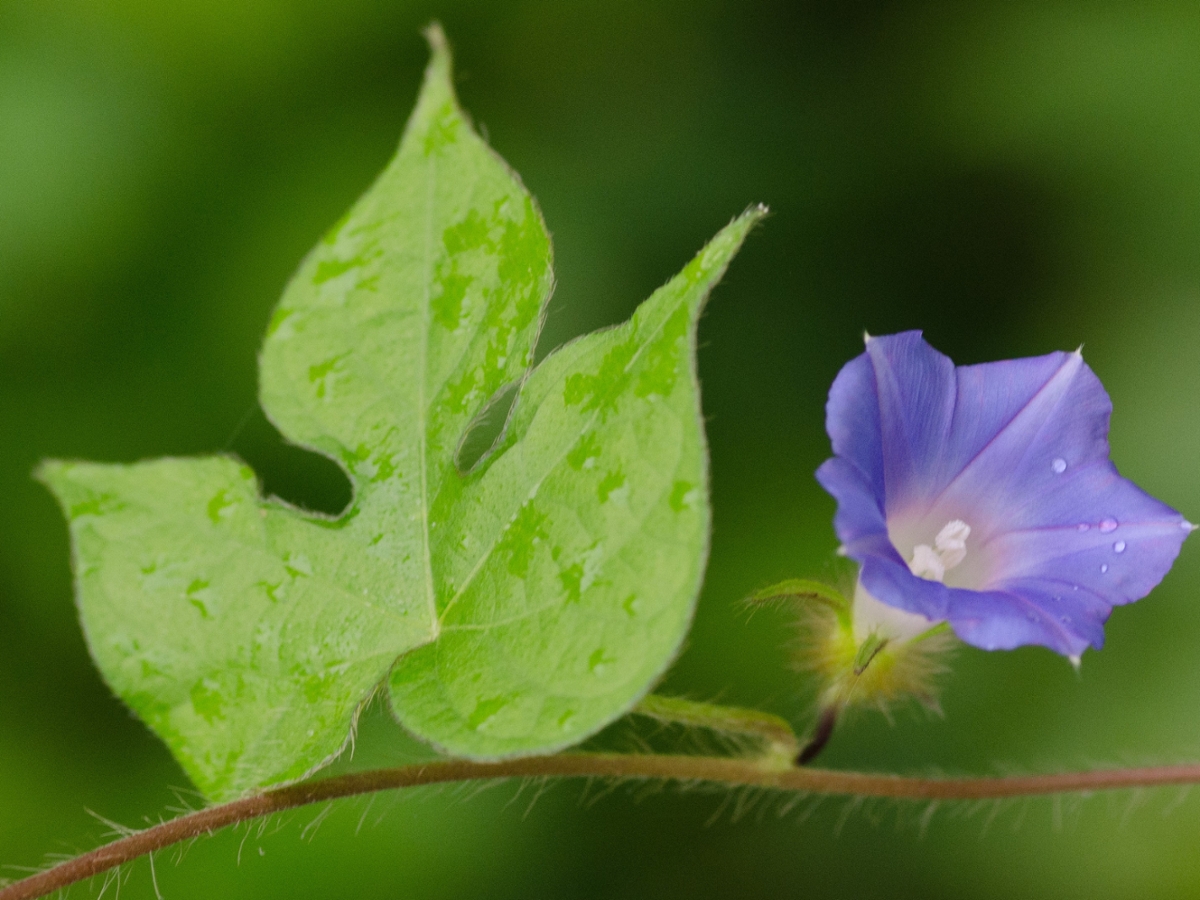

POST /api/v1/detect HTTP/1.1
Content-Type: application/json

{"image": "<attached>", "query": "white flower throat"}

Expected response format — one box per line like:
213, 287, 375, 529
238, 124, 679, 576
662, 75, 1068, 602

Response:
908, 520, 971, 583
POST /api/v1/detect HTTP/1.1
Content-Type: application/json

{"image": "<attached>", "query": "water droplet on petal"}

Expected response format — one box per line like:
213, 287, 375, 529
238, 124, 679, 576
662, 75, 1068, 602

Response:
1114, 540, 1126, 553
1099, 518, 1118, 533
1077, 523, 1090, 532
1052, 457, 1067, 474
1101, 563, 1109, 574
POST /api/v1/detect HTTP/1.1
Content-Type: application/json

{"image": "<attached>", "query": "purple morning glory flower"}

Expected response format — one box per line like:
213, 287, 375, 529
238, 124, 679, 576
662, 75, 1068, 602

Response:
816, 331, 1193, 659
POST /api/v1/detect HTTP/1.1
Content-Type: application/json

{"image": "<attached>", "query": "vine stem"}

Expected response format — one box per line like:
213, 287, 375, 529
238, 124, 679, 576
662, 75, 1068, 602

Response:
7, 754, 1200, 900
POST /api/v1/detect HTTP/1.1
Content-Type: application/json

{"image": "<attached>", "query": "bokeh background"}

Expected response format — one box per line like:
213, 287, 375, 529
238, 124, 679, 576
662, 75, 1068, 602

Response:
5, 1, 1200, 897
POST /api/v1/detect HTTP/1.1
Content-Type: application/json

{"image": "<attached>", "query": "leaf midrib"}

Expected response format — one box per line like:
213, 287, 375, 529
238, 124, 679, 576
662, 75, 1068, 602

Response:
417, 149, 440, 639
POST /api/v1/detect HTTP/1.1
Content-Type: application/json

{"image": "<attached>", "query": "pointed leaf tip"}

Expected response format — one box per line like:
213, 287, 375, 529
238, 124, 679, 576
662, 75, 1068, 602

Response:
423, 22, 451, 70
733, 204, 769, 235
415, 22, 456, 111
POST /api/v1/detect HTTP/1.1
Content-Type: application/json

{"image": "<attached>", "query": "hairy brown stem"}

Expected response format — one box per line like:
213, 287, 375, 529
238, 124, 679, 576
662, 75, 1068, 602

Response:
7, 753, 1200, 900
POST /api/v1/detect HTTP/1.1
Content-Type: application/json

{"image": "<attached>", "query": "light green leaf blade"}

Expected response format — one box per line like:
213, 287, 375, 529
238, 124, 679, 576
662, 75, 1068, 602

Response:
37, 457, 426, 800
38, 27, 553, 801
389, 208, 765, 757
260, 26, 551, 630
41, 26, 764, 796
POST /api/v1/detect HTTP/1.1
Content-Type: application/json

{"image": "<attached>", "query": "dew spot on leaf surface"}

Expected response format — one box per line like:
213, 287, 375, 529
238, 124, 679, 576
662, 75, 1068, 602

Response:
496, 208, 548, 329
497, 502, 548, 579
467, 695, 512, 729
597, 470, 626, 503
190, 680, 225, 724
432, 271, 472, 330
304, 674, 332, 704
557, 543, 606, 604
312, 257, 361, 285
422, 101, 461, 154
370, 452, 397, 483
589, 648, 614, 675
186, 579, 211, 617
635, 305, 689, 398
443, 367, 483, 415
69, 492, 125, 518
567, 432, 601, 471
207, 490, 235, 524
283, 553, 313, 578
669, 481, 699, 512
443, 209, 493, 255
308, 354, 348, 399
563, 340, 636, 413
266, 307, 295, 337
560, 563, 584, 604
257, 581, 284, 603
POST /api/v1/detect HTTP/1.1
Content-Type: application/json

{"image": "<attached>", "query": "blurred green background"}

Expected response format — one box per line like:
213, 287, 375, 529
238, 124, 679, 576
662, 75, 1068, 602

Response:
5, 1, 1200, 897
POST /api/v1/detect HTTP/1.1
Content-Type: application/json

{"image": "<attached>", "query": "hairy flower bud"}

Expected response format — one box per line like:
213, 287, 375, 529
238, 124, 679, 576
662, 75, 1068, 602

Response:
792, 579, 954, 716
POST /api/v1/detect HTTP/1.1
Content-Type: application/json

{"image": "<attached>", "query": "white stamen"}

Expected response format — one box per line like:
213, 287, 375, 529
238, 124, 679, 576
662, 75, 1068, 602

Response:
934, 519, 971, 568
908, 544, 945, 581
908, 519, 971, 583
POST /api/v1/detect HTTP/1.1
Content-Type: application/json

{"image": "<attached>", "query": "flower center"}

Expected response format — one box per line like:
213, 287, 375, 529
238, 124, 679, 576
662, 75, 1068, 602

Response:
907, 519, 970, 583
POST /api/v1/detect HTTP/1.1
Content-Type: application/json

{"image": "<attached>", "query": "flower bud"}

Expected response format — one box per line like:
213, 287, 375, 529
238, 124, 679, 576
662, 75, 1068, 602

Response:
793, 577, 954, 717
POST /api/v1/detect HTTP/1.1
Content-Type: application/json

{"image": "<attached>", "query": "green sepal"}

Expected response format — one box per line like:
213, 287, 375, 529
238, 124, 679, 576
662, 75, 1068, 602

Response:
747, 578, 850, 628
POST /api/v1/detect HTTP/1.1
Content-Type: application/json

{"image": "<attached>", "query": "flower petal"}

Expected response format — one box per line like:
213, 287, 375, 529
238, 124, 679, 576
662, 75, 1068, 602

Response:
814, 456, 896, 561
823, 348, 886, 502
859, 555, 1102, 656
859, 331, 956, 514
915, 349, 1110, 534
859, 553, 952, 620
940, 580, 1100, 657
984, 462, 1190, 608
